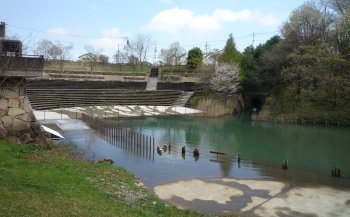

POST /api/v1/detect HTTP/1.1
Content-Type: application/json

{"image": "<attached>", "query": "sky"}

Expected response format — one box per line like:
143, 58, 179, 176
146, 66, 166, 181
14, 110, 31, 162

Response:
1, 0, 306, 62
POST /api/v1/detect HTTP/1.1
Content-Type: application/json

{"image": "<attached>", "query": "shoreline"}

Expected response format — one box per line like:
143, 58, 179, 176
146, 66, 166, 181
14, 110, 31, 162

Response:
153, 177, 350, 216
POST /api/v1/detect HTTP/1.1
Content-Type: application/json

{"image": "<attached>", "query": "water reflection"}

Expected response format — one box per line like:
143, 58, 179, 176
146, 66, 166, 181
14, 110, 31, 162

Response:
63, 117, 350, 189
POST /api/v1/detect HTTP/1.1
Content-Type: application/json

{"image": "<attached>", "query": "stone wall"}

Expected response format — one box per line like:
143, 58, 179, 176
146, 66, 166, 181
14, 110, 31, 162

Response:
0, 77, 46, 145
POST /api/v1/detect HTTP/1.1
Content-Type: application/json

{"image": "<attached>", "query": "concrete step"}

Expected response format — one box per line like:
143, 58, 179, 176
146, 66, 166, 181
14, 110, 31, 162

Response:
146, 77, 158, 90
172, 91, 194, 106
27, 88, 183, 110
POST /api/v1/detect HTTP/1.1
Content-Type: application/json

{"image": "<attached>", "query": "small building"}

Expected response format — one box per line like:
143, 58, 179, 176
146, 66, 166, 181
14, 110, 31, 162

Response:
78, 53, 98, 62
0, 22, 43, 77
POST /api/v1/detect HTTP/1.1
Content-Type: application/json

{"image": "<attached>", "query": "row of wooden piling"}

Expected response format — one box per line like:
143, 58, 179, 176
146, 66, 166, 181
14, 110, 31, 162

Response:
82, 113, 156, 162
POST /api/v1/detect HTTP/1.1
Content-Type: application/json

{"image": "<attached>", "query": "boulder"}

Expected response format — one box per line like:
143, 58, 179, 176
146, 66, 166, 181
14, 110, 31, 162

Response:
3, 90, 19, 99
1, 115, 13, 128
19, 133, 33, 144
8, 98, 21, 108
0, 98, 8, 110
12, 119, 31, 132
6, 136, 20, 144
22, 97, 32, 113
8, 108, 26, 117
17, 114, 30, 122
0, 124, 8, 138
0, 109, 7, 118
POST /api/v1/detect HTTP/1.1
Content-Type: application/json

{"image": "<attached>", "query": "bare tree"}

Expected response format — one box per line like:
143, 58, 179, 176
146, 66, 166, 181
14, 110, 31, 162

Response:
159, 42, 186, 66
35, 39, 54, 59
84, 45, 102, 71
206, 49, 222, 65
128, 34, 153, 70
98, 54, 109, 64
57, 42, 73, 71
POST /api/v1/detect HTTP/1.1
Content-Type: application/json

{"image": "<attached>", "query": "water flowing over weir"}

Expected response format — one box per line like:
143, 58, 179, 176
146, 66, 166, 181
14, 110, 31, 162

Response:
82, 114, 156, 162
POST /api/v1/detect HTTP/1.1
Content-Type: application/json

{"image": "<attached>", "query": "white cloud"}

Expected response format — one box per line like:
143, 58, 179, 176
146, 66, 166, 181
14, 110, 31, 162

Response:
146, 8, 282, 34
47, 28, 69, 36
212, 9, 254, 22
188, 15, 220, 32
258, 13, 281, 26
146, 7, 193, 33
90, 28, 128, 51
146, 7, 220, 33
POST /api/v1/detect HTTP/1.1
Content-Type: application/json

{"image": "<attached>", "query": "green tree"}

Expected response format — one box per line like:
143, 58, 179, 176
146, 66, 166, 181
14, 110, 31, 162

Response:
239, 35, 282, 90
218, 34, 240, 64
239, 45, 256, 89
187, 47, 203, 68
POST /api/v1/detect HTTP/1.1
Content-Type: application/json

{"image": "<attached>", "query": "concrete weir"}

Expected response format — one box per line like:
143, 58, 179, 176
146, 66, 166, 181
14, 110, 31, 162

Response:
154, 178, 350, 216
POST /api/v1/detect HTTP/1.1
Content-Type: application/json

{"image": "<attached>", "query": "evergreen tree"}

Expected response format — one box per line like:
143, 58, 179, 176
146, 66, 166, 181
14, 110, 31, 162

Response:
218, 34, 241, 64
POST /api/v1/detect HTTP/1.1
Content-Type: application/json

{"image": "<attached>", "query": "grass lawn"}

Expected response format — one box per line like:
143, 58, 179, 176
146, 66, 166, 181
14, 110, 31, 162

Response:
0, 140, 204, 217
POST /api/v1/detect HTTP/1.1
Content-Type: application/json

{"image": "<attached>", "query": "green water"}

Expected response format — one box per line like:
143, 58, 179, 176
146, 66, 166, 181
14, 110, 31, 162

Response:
114, 115, 350, 179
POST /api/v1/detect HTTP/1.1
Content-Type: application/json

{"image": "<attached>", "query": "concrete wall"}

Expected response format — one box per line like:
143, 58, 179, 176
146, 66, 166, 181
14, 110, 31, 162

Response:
28, 79, 147, 90
157, 81, 204, 91
0, 77, 46, 145
0, 56, 44, 77
27, 79, 205, 92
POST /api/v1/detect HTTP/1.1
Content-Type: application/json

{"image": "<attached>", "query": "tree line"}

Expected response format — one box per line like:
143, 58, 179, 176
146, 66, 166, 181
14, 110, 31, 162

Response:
239, 0, 350, 114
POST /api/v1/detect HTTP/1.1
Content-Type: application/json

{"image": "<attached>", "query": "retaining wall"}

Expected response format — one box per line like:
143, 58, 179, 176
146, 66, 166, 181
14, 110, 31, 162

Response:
0, 77, 46, 144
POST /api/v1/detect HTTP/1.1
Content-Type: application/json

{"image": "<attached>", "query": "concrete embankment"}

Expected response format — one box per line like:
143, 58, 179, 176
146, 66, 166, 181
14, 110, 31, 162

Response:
154, 178, 350, 216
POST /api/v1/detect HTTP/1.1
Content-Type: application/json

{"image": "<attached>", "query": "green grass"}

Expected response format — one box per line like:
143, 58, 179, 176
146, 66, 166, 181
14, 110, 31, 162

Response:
0, 140, 205, 217
45, 60, 152, 73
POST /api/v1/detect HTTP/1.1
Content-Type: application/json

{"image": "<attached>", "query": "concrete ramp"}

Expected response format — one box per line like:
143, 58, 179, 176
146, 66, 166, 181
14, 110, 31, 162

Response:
173, 91, 194, 107
146, 77, 158, 90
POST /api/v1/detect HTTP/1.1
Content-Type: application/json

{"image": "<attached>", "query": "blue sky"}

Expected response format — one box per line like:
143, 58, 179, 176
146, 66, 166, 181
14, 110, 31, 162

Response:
2, 0, 305, 61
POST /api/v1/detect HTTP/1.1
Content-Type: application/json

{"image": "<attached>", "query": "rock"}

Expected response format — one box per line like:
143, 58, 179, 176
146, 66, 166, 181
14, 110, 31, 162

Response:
6, 136, 20, 144
22, 97, 32, 113
16, 114, 30, 122
8, 98, 21, 108
33, 133, 48, 147
19, 133, 33, 144
8, 108, 26, 117
0, 98, 8, 110
98, 158, 114, 164
0, 124, 8, 138
1, 115, 13, 128
11, 119, 30, 132
3, 90, 19, 99
0, 109, 6, 118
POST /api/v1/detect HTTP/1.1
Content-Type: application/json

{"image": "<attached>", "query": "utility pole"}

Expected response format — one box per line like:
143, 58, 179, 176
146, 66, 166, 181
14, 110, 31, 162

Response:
116, 44, 121, 69
252, 32, 255, 47
205, 42, 208, 55
153, 44, 157, 65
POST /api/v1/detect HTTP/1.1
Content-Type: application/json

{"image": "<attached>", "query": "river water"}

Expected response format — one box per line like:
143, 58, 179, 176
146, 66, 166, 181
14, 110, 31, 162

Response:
62, 115, 350, 190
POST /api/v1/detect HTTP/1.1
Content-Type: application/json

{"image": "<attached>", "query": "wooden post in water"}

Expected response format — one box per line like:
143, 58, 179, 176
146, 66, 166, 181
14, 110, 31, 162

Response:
139, 133, 141, 157
143, 135, 145, 158
153, 137, 155, 162
126, 130, 129, 151
149, 136, 152, 160
146, 136, 148, 159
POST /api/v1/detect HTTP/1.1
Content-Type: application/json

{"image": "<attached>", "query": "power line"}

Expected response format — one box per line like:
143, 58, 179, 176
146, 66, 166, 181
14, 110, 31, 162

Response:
6, 23, 129, 39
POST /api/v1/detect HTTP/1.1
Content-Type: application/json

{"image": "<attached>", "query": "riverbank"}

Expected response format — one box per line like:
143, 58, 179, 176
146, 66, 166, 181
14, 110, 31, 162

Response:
0, 140, 203, 217
251, 90, 350, 126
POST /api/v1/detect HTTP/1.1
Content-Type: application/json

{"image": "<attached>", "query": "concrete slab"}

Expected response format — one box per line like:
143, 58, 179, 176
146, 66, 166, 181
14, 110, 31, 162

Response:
153, 178, 350, 216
